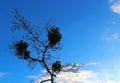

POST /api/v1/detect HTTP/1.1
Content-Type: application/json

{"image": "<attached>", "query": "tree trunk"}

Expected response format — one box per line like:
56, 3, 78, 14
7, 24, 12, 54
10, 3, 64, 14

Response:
51, 65, 54, 83
51, 75, 54, 83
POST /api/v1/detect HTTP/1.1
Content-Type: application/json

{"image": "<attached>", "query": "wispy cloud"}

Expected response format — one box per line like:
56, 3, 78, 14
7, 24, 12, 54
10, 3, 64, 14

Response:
27, 70, 47, 79
110, 0, 120, 14
0, 72, 7, 77
111, 3, 120, 14
86, 62, 100, 67
109, 0, 114, 3
102, 24, 120, 42
36, 65, 120, 83
103, 31, 120, 41
107, 0, 120, 41
27, 63, 120, 83
113, 33, 120, 40
27, 75, 38, 79
37, 71, 97, 83
112, 21, 117, 24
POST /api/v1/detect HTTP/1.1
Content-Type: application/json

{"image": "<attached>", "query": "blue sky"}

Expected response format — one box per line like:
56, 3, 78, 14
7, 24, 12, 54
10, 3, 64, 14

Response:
1, 0, 120, 83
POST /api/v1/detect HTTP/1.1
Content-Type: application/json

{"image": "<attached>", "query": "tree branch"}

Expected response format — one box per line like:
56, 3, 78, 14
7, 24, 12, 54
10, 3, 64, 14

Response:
40, 79, 51, 83
29, 56, 42, 62
41, 45, 56, 76
12, 9, 46, 47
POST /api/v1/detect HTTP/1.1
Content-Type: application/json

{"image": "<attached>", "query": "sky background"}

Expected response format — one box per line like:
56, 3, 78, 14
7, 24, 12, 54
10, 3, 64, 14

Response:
1, 0, 120, 83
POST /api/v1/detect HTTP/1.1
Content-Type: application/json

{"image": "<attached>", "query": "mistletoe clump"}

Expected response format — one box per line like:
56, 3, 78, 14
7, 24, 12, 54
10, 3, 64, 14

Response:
13, 40, 30, 60
47, 27, 62, 47
52, 61, 62, 73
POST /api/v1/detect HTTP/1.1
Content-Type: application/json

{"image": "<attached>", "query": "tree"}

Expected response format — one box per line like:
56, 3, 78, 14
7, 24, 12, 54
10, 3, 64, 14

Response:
9, 9, 82, 83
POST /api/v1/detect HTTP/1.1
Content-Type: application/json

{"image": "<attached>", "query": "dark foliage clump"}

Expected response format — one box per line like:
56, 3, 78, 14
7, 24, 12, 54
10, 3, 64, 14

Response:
47, 28, 62, 47
52, 61, 61, 73
13, 40, 30, 60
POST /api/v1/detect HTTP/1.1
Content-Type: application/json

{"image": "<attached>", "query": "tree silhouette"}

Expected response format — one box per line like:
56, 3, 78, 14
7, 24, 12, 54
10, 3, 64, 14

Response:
9, 9, 82, 83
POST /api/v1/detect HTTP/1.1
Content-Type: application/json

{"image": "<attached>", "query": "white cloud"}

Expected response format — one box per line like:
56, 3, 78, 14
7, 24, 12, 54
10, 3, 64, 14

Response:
0, 72, 7, 77
111, 3, 120, 14
37, 71, 97, 83
110, 0, 120, 14
35, 65, 120, 83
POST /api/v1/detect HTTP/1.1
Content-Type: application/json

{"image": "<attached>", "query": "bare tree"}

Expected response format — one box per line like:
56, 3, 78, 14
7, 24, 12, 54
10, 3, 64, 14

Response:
9, 9, 82, 83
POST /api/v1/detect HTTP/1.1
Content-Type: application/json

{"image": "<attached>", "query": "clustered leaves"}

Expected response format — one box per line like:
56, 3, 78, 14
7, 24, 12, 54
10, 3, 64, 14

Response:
52, 61, 62, 73
47, 27, 62, 47
13, 40, 30, 60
